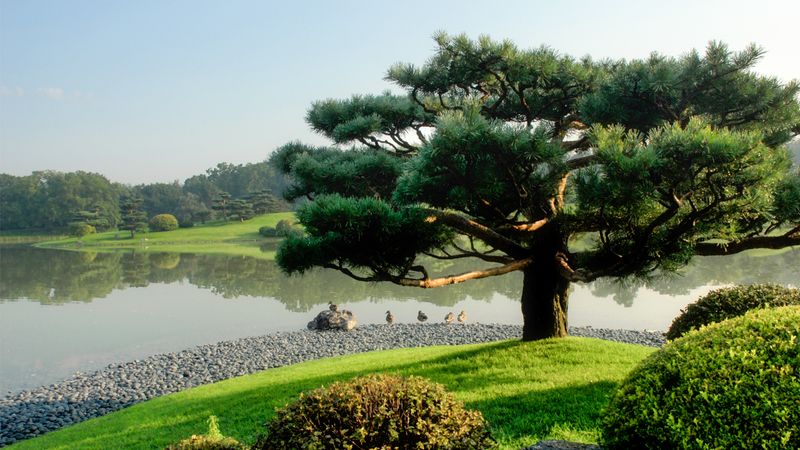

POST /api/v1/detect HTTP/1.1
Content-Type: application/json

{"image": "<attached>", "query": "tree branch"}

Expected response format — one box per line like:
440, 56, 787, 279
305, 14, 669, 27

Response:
694, 231, 800, 256
393, 257, 534, 288
419, 208, 526, 257
554, 252, 597, 282
423, 249, 513, 264
566, 152, 597, 170
498, 218, 549, 233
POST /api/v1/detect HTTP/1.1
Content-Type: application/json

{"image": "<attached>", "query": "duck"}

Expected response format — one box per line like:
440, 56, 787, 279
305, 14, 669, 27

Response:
417, 310, 428, 323
385, 310, 395, 325
328, 302, 338, 312
457, 310, 467, 323
444, 312, 455, 324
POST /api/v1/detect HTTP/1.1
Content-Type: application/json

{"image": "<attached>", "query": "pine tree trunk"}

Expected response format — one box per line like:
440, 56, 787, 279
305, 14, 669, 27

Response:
520, 265, 570, 341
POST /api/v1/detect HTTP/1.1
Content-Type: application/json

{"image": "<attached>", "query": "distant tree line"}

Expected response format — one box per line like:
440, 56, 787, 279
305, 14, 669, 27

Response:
0, 161, 292, 232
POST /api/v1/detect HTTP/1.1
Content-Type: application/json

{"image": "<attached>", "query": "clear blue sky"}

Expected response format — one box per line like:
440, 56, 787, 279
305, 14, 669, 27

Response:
1, 0, 797, 185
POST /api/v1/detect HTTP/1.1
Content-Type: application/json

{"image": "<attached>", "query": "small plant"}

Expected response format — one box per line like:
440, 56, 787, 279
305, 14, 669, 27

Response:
602, 305, 800, 449
255, 373, 495, 449
149, 214, 179, 232
164, 415, 247, 450
666, 284, 800, 340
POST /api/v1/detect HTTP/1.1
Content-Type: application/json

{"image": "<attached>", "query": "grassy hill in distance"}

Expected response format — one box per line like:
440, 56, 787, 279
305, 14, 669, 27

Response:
35, 212, 295, 260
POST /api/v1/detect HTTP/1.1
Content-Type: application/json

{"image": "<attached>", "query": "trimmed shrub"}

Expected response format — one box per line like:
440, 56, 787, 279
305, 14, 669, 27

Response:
149, 214, 179, 232
666, 284, 800, 340
70, 222, 96, 238
274, 219, 295, 235
258, 225, 279, 237
260, 220, 300, 238
165, 416, 247, 450
254, 373, 495, 450
602, 305, 800, 450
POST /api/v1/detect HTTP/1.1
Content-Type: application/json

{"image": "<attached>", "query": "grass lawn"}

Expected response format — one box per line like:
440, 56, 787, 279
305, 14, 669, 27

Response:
0, 230, 68, 245
33, 213, 295, 260
8, 337, 654, 450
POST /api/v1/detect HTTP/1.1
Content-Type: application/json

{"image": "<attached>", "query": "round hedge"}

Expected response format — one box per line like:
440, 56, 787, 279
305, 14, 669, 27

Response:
71, 223, 96, 238
666, 284, 800, 340
602, 305, 800, 449
255, 373, 494, 450
149, 214, 179, 232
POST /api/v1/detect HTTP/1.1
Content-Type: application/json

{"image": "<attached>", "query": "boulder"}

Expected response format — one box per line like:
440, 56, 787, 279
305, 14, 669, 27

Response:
307, 308, 357, 331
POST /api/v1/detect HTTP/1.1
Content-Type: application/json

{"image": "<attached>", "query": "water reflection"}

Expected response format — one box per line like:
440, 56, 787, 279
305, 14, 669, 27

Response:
0, 246, 521, 311
1, 246, 796, 309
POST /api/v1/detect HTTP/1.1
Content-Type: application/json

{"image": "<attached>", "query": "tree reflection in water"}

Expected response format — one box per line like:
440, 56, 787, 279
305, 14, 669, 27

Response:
1, 246, 797, 311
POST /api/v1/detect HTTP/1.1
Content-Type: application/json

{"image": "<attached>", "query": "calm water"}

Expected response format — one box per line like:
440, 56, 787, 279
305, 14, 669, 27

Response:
0, 245, 797, 394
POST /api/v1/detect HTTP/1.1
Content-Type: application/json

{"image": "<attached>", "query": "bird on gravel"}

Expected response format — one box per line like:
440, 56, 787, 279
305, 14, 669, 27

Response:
444, 312, 455, 324
417, 310, 428, 323
457, 310, 467, 323
328, 302, 338, 312
385, 310, 395, 325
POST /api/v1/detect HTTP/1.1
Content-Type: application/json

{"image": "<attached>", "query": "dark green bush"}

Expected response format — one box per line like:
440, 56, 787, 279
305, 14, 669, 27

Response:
254, 373, 495, 450
260, 220, 300, 238
666, 284, 800, 340
602, 305, 800, 450
149, 213, 179, 232
258, 226, 278, 237
165, 416, 247, 450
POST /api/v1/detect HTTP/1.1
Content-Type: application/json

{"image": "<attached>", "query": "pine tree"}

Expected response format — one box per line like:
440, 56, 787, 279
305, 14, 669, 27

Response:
211, 191, 232, 221
272, 35, 800, 341
229, 199, 255, 222
246, 189, 287, 215
119, 196, 148, 238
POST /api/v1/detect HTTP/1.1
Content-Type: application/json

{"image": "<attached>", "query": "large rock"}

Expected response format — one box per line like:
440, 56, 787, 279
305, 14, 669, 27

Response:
307, 309, 357, 331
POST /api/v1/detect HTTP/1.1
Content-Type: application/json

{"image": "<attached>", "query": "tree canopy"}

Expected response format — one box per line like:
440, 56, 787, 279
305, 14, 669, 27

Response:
273, 34, 800, 340
0, 171, 122, 231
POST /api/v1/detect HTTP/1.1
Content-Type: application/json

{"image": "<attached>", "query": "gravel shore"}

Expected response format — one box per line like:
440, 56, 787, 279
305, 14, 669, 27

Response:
0, 324, 664, 446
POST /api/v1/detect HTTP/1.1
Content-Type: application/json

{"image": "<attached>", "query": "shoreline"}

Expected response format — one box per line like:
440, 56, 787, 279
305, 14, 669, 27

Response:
0, 323, 664, 446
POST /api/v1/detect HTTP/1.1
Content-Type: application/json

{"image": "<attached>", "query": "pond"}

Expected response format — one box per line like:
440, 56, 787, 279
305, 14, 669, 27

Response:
0, 245, 797, 394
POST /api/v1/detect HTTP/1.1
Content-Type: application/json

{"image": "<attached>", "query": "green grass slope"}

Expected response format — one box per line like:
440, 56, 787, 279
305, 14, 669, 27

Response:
34, 212, 295, 259
9, 337, 654, 450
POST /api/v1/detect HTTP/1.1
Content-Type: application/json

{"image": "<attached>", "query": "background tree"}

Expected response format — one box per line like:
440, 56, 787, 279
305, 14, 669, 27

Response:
229, 198, 255, 222
273, 34, 800, 341
211, 191, 232, 221
193, 210, 213, 224
246, 189, 288, 214
119, 195, 148, 238
182, 173, 219, 207
135, 181, 185, 218
68, 207, 111, 231
173, 192, 209, 227
0, 171, 121, 230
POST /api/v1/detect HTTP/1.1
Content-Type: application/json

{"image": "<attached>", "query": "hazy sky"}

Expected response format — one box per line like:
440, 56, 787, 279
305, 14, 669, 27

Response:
1, 0, 798, 185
